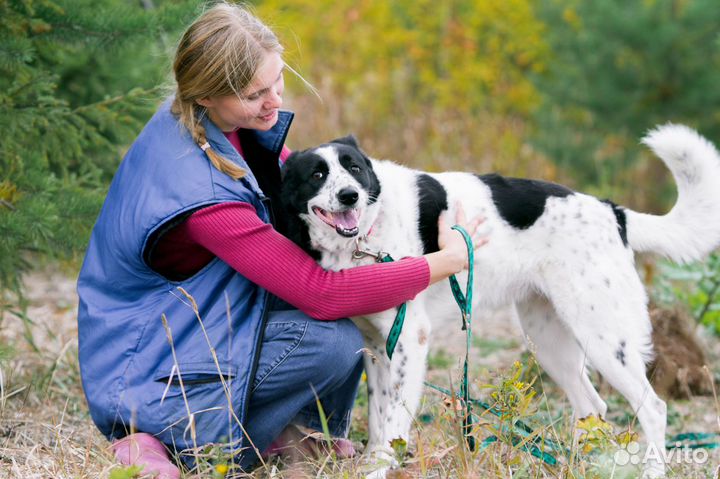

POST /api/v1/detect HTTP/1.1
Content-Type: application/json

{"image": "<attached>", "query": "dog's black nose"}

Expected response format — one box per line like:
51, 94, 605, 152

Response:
337, 187, 359, 206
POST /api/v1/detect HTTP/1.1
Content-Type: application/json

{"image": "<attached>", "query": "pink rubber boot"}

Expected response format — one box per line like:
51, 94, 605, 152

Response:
111, 433, 181, 479
262, 425, 356, 460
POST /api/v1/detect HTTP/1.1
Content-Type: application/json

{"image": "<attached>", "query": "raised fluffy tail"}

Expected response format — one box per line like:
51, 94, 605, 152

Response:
624, 124, 720, 263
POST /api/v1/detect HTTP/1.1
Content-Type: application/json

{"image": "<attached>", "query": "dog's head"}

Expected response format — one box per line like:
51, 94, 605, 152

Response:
281, 135, 381, 252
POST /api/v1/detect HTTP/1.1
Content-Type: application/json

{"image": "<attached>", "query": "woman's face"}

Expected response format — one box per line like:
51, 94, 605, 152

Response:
199, 52, 285, 132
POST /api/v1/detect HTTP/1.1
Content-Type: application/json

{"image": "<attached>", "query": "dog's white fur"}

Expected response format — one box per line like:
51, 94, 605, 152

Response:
295, 125, 720, 477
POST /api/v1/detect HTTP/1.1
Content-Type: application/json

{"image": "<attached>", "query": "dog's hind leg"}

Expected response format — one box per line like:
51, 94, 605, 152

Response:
515, 295, 607, 421
578, 331, 666, 477
543, 274, 667, 478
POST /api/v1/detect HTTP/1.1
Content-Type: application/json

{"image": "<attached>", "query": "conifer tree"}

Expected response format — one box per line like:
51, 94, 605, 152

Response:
0, 0, 196, 300
532, 0, 720, 204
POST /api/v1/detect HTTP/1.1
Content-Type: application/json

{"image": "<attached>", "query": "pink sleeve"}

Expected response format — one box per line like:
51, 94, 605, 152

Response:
279, 145, 292, 163
182, 202, 430, 320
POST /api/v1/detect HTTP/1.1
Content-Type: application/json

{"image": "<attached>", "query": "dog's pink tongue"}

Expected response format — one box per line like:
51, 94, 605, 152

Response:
334, 209, 359, 229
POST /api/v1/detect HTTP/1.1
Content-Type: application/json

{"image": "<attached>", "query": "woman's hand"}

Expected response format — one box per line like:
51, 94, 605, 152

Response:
426, 203, 489, 285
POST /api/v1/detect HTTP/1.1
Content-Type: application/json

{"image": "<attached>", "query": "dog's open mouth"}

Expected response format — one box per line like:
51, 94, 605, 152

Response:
312, 206, 360, 237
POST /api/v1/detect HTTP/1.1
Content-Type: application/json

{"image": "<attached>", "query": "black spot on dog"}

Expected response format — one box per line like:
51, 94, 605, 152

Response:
616, 341, 627, 366
601, 199, 628, 246
476, 174, 573, 229
416, 174, 448, 254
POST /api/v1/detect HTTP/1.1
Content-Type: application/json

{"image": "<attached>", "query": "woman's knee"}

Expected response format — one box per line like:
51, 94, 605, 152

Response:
334, 318, 364, 355
309, 318, 364, 384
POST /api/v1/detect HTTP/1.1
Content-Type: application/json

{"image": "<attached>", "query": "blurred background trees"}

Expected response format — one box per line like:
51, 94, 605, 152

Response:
533, 0, 720, 209
0, 0, 195, 298
1, 0, 719, 305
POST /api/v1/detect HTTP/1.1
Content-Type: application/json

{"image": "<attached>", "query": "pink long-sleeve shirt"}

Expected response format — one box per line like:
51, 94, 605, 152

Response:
149, 131, 430, 320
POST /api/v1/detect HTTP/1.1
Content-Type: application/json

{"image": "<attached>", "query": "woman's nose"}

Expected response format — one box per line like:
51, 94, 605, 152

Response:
265, 87, 282, 109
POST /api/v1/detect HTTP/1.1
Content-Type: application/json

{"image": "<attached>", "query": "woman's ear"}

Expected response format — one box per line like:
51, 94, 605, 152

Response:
196, 97, 214, 108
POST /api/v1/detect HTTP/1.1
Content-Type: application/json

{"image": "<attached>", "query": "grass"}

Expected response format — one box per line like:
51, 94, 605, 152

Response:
1, 268, 719, 478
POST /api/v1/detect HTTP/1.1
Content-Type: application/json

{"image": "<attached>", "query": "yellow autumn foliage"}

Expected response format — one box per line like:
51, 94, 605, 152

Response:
256, 0, 553, 176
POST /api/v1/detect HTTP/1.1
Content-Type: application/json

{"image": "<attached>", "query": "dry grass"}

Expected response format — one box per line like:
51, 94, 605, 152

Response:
1, 267, 719, 478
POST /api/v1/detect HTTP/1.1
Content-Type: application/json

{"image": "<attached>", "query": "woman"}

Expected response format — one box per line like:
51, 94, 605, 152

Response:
77, 3, 487, 477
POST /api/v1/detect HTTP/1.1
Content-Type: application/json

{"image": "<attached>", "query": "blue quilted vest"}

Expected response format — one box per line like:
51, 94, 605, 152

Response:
77, 99, 293, 452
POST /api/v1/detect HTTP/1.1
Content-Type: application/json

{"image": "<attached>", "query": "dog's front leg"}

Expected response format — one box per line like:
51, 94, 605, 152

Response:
366, 317, 431, 477
363, 348, 397, 467
380, 315, 431, 448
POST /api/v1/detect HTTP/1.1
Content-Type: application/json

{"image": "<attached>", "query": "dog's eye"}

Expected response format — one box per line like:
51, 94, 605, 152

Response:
312, 171, 324, 179
350, 165, 361, 173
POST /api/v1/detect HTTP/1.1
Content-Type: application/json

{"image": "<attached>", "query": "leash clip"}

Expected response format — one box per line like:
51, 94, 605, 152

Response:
352, 236, 388, 262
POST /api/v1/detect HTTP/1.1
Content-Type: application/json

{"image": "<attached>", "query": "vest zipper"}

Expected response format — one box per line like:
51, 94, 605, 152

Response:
240, 197, 275, 439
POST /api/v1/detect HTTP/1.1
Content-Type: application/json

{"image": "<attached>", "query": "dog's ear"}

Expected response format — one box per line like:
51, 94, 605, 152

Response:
331, 134, 360, 150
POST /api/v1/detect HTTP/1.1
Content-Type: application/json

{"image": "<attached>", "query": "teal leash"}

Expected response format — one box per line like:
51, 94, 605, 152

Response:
447, 225, 476, 451
429, 225, 566, 463
381, 253, 407, 360
666, 432, 720, 450
422, 381, 566, 465
351, 237, 406, 361
381, 225, 478, 450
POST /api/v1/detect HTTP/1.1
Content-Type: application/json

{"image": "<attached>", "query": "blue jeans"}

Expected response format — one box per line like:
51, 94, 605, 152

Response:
239, 306, 364, 469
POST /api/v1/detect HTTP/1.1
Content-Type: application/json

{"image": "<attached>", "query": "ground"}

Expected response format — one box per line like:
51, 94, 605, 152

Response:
1, 267, 719, 478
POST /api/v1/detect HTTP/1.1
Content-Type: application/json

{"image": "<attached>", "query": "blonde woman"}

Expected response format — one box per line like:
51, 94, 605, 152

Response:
77, 2, 485, 477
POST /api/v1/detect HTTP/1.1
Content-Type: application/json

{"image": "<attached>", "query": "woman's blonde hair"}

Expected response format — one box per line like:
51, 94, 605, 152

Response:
171, 2, 283, 180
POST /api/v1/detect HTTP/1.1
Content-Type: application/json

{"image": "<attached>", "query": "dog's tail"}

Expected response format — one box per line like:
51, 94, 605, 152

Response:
624, 124, 720, 263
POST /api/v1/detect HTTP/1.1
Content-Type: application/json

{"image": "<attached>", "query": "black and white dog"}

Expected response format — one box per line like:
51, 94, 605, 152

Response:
280, 125, 720, 477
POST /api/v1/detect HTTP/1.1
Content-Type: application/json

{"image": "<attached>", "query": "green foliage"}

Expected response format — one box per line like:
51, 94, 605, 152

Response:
481, 360, 538, 426
473, 336, 519, 356
186, 442, 238, 478
653, 252, 720, 334
389, 437, 409, 465
108, 465, 143, 479
532, 0, 720, 203
0, 0, 196, 298
427, 347, 454, 369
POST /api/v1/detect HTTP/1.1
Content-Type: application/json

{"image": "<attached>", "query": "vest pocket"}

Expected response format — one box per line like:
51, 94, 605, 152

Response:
151, 362, 239, 450
154, 362, 236, 386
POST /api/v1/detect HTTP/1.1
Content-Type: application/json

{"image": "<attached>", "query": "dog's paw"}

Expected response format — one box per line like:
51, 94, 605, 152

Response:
362, 447, 398, 479
365, 467, 389, 479
641, 463, 665, 479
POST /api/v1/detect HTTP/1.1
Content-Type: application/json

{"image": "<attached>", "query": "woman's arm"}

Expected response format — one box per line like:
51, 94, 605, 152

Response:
426, 205, 488, 285
181, 202, 429, 319
180, 202, 485, 320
